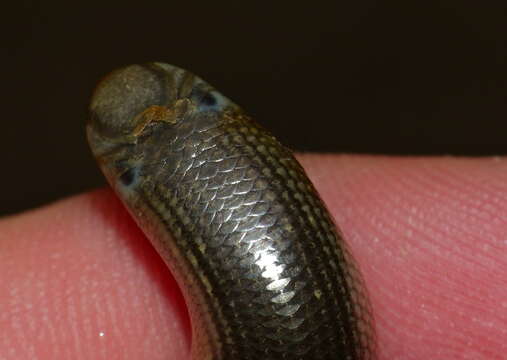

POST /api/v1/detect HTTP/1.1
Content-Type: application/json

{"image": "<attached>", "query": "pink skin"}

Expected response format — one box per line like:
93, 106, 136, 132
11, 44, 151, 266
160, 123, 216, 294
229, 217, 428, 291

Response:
1, 154, 507, 359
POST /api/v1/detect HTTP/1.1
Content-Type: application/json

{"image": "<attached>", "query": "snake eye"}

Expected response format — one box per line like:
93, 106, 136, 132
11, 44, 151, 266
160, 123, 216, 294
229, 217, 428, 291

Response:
191, 87, 220, 110
119, 168, 137, 187
200, 93, 217, 107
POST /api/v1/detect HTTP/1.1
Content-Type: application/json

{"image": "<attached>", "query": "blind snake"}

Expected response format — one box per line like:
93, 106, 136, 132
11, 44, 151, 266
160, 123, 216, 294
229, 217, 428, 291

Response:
87, 63, 376, 359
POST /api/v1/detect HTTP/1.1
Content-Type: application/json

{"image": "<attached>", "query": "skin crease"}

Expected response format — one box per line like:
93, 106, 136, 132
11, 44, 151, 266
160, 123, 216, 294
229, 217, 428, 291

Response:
1, 154, 507, 359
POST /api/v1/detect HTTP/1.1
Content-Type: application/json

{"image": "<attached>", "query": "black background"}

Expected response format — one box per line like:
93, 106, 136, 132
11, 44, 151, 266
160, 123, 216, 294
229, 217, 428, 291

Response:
2, 1, 507, 215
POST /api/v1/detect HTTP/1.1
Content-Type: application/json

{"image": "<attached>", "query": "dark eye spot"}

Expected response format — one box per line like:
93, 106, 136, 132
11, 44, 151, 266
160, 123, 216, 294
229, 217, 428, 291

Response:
200, 93, 216, 107
119, 168, 136, 187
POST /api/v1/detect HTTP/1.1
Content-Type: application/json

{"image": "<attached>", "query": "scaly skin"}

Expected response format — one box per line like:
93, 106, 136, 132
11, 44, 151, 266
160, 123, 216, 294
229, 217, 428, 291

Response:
87, 63, 376, 359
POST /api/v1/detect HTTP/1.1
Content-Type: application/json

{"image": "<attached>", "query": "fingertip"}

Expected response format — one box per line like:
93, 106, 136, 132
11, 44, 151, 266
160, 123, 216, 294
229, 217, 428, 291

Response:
299, 154, 507, 359
0, 189, 191, 360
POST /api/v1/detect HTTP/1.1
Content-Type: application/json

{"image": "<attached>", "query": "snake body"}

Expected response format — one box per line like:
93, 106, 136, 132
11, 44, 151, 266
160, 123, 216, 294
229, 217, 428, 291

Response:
87, 63, 376, 359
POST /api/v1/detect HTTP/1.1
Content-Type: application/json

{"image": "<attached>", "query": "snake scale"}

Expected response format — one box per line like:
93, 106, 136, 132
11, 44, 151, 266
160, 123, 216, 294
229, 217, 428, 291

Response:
87, 63, 376, 359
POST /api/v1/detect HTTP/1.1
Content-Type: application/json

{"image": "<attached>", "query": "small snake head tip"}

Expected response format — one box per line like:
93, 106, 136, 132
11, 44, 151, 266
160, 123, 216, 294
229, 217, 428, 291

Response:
89, 63, 178, 139
88, 63, 239, 146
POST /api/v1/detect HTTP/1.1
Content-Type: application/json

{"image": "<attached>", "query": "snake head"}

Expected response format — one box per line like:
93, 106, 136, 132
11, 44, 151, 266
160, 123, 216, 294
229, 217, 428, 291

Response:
88, 63, 239, 158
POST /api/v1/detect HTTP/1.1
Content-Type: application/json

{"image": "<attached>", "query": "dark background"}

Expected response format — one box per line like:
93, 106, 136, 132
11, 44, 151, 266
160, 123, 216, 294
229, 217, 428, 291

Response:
2, 1, 507, 215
